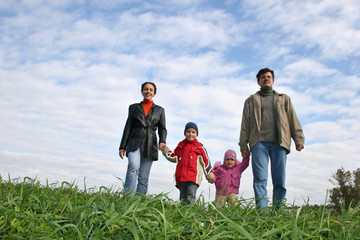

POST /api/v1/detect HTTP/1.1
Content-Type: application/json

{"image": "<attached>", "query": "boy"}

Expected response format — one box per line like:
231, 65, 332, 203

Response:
162, 122, 214, 204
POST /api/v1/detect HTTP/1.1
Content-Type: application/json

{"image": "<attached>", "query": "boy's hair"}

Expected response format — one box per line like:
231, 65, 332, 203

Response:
256, 68, 275, 82
141, 82, 157, 94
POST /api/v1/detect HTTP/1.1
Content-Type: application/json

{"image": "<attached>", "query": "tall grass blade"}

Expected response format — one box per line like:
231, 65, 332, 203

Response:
209, 201, 253, 240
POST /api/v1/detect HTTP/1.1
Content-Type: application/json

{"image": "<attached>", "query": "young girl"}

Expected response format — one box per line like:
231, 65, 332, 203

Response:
162, 122, 214, 204
212, 149, 249, 207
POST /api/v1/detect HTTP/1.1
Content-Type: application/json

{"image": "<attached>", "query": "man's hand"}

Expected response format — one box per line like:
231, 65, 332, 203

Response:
296, 144, 304, 152
241, 150, 250, 158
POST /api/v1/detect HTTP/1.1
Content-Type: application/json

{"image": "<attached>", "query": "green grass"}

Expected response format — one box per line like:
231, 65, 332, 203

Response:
1, 175, 359, 239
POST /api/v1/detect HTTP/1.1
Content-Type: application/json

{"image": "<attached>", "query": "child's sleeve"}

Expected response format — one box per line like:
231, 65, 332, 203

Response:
211, 161, 222, 183
239, 157, 250, 173
199, 146, 214, 181
162, 145, 178, 163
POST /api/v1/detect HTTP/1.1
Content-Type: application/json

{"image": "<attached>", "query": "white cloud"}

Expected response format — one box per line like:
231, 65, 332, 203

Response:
243, 0, 360, 59
283, 59, 338, 79
304, 120, 360, 143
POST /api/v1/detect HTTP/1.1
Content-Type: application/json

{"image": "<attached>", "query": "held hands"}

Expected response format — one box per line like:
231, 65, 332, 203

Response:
158, 142, 166, 151
207, 174, 215, 184
241, 150, 250, 158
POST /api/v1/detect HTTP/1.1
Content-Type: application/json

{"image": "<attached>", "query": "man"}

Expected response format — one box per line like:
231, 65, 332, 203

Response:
239, 68, 304, 209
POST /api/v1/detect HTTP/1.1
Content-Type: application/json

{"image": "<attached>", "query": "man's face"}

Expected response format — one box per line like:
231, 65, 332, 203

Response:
258, 71, 274, 88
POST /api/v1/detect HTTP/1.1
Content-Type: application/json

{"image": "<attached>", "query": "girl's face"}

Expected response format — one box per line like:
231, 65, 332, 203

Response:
142, 83, 155, 101
185, 128, 197, 141
225, 158, 235, 168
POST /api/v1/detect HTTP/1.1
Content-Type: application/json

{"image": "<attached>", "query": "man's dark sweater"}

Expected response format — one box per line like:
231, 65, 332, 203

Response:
259, 87, 278, 143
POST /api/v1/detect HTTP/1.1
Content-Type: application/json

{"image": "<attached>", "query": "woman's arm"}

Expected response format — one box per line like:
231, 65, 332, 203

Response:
119, 105, 133, 156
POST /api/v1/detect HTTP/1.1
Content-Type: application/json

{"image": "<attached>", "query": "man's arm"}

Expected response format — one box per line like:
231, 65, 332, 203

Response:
286, 97, 305, 148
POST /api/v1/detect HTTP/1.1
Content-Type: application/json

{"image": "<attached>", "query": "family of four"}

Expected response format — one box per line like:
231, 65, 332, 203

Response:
119, 68, 305, 209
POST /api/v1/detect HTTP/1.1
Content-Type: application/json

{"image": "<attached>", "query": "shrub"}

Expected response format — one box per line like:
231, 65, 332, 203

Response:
329, 167, 360, 211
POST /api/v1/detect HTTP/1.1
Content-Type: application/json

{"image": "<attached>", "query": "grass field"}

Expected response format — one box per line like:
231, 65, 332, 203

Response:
1, 175, 359, 239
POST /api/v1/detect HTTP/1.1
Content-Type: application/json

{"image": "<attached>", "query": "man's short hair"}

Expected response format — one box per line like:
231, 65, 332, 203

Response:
256, 68, 275, 81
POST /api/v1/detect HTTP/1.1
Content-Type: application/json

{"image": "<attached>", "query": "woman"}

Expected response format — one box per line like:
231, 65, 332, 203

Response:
119, 82, 167, 195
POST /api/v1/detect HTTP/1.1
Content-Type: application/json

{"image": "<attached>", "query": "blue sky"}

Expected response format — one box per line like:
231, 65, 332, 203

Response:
1, 0, 359, 205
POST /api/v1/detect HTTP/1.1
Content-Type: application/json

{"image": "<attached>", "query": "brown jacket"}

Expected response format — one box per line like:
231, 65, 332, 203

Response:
239, 91, 304, 154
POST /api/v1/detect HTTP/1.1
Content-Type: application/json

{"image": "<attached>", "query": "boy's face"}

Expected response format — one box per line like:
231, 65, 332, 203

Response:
185, 128, 197, 141
225, 158, 236, 168
258, 71, 274, 88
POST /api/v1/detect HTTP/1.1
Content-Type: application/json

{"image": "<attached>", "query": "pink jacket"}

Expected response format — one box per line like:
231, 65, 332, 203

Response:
213, 156, 249, 195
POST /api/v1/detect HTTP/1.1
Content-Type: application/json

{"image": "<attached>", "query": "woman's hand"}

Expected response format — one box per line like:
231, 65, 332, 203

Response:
158, 142, 166, 151
119, 149, 126, 159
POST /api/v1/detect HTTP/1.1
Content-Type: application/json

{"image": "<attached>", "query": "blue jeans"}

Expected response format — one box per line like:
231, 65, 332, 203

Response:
251, 142, 287, 209
124, 148, 153, 195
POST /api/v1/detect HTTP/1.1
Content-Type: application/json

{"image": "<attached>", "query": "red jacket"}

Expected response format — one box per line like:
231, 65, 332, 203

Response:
163, 139, 214, 187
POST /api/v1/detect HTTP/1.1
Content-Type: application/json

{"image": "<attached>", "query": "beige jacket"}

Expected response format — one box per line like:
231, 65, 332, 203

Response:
239, 91, 304, 154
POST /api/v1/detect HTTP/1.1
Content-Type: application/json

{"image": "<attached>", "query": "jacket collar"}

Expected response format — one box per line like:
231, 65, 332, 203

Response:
178, 138, 202, 148
255, 89, 283, 97
136, 101, 156, 115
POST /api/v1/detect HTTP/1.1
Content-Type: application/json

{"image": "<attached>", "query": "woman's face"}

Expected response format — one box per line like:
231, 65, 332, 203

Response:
142, 83, 155, 100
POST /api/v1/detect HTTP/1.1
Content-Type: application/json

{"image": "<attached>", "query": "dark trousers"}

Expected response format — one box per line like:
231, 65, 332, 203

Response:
178, 181, 199, 204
